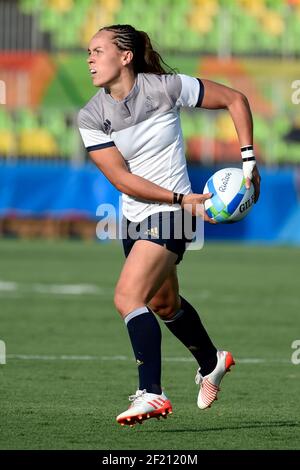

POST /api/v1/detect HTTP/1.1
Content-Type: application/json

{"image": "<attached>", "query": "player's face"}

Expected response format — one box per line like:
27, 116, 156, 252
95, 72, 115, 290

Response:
87, 30, 130, 88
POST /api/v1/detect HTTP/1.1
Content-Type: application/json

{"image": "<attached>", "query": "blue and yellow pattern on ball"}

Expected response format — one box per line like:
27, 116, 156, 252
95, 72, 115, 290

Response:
206, 177, 247, 223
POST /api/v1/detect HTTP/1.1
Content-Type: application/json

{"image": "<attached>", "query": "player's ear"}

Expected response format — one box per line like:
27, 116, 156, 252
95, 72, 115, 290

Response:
122, 50, 133, 66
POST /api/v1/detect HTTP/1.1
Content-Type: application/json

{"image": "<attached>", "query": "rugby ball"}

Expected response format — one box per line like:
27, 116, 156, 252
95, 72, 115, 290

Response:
203, 167, 255, 223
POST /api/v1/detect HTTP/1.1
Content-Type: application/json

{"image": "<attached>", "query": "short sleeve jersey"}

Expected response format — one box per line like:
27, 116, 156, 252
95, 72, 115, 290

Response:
78, 73, 204, 222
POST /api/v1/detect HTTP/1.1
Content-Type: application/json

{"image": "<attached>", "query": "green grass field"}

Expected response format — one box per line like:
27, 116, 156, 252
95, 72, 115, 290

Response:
0, 239, 299, 450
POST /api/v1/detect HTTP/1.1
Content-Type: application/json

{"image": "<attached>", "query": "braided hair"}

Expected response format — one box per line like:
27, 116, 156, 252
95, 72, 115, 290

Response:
99, 24, 176, 75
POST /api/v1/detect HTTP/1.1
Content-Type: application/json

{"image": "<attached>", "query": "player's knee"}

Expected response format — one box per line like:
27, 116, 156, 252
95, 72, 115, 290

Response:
153, 304, 174, 319
114, 289, 128, 317
114, 287, 146, 318
150, 297, 180, 320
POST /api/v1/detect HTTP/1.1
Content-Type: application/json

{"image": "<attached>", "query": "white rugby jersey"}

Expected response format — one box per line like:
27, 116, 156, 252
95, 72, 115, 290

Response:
78, 73, 204, 222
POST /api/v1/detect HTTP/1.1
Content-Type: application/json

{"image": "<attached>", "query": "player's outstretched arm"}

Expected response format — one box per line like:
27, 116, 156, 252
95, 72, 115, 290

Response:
89, 146, 215, 223
201, 79, 261, 202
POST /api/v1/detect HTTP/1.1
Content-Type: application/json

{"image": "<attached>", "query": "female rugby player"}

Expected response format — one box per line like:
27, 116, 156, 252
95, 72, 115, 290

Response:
78, 24, 261, 427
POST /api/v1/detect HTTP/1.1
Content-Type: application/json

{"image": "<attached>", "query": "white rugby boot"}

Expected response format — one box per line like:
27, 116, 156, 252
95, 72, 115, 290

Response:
195, 350, 235, 409
116, 389, 173, 427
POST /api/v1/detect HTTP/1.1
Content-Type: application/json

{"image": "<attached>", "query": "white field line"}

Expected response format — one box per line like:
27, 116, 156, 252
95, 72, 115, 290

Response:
0, 280, 110, 296
6, 354, 291, 364
0, 282, 255, 302
0, 281, 298, 307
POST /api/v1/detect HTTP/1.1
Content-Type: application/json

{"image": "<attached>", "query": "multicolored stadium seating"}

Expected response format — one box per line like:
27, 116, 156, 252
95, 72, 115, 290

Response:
0, 0, 299, 163
19, 0, 300, 54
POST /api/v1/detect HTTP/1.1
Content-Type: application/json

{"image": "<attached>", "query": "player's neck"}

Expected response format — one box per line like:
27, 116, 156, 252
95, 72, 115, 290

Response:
108, 70, 136, 102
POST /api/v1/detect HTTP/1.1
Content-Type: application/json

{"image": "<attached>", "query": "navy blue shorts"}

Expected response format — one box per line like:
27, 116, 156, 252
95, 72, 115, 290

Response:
121, 210, 197, 265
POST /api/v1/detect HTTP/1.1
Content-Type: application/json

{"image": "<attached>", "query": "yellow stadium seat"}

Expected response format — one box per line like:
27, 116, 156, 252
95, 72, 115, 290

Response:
0, 131, 15, 155
46, 0, 74, 12
188, 12, 213, 34
240, 0, 266, 18
18, 130, 59, 157
200, 0, 219, 16
261, 11, 285, 36
99, 0, 121, 13
80, 1, 116, 47
215, 114, 237, 142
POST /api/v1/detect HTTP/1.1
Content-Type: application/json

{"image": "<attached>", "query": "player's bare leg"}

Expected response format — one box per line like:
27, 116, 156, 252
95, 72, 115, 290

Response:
148, 266, 180, 319
114, 240, 177, 426
115, 240, 178, 317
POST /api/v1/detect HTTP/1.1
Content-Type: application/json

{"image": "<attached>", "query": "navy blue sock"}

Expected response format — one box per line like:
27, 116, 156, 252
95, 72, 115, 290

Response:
125, 306, 162, 395
164, 296, 217, 376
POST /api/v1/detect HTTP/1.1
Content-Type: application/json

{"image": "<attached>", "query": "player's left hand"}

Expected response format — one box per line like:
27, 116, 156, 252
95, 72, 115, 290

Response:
182, 193, 217, 223
245, 164, 261, 203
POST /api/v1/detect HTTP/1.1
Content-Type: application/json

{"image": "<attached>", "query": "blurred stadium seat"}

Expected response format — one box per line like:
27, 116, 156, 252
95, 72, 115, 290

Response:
0, 107, 77, 159
0, 0, 297, 163
0, 109, 15, 156
17, 0, 300, 54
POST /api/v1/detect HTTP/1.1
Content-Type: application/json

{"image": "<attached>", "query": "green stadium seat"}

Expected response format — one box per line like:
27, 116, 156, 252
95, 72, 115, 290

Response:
290, 143, 300, 163
273, 116, 290, 137
71, 1, 92, 30
184, 28, 204, 51
271, 140, 288, 164
41, 109, 66, 139
254, 115, 270, 143
0, 109, 14, 131
288, 16, 300, 53
60, 127, 78, 158
20, 0, 42, 14
15, 109, 39, 131
57, 23, 79, 48
39, 8, 59, 32
180, 112, 197, 139
204, 22, 219, 51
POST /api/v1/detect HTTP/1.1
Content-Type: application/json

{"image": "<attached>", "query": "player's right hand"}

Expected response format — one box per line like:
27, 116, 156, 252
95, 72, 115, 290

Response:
245, 164, 261, 203
182, 193, 216, 224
